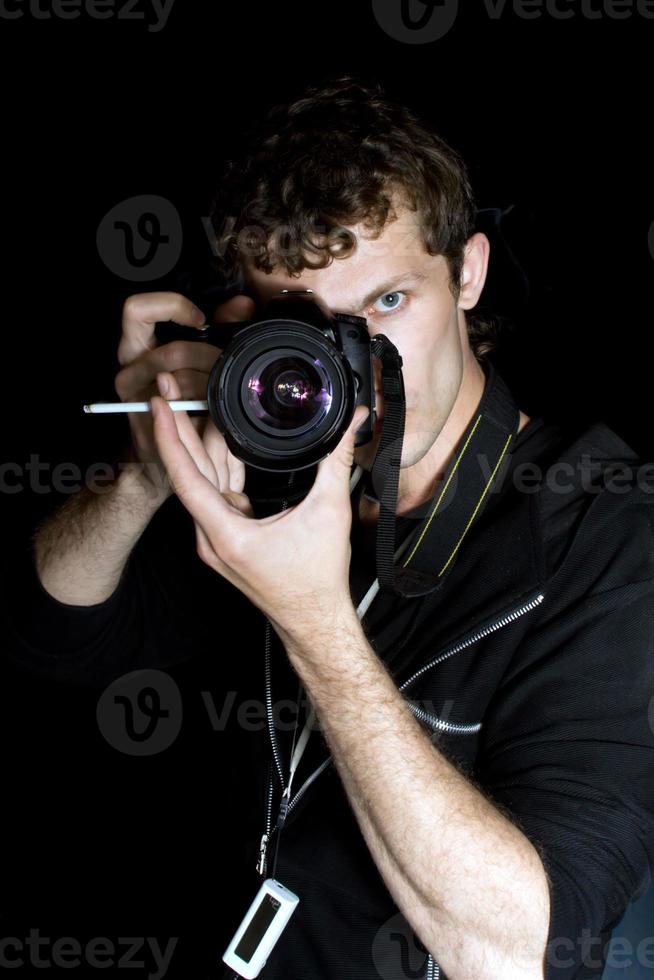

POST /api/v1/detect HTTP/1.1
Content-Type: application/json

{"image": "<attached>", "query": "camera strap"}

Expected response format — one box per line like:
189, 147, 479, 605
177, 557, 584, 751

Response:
369, 335, 521, 598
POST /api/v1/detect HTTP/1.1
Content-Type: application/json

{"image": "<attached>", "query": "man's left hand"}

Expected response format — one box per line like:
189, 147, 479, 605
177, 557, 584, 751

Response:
150, 370, 369, 640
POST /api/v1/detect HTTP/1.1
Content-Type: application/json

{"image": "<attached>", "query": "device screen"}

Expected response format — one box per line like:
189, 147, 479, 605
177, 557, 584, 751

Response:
234, 893, 281, 963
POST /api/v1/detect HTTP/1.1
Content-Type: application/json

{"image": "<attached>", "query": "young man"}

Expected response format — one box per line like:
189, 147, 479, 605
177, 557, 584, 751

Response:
7, 78, 654, 980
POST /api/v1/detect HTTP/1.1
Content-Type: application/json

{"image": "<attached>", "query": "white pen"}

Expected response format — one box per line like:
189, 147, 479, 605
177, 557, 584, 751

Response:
83, 400, 209, 414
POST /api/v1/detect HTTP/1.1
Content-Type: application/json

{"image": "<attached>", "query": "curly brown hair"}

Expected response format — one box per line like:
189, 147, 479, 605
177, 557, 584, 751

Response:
208, 75, 500, 361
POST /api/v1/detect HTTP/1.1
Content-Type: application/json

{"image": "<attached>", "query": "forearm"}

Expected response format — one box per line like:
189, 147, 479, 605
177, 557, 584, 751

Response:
281, 611, 551, 980
34, 461, 168, 606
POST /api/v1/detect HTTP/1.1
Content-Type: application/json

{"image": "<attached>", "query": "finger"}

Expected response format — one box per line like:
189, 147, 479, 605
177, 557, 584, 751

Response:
119, 292, 206, 366
155, 373, 219, 488
128, 368, 212, 404
195, 523, 219, 567
160, 367, 212, 401
116, 342, 218, 398
202, 417, 231, 491
211, 294, 256, 323
313, 406, 370, 499
221, 490, 255, 518
226, 447, 246, 494
201, 420, 247, 495
150, 394, 234, 529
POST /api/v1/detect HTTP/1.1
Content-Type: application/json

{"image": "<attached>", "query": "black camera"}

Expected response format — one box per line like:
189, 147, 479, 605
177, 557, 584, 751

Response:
155, 290, 376, 475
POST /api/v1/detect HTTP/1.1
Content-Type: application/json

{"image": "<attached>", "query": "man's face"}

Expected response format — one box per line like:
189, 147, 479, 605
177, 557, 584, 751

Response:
243, 203, 480, 478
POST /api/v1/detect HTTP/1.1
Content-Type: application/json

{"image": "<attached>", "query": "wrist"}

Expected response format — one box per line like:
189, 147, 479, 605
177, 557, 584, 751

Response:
115, 458, 172, 512
278, 599, 362, 658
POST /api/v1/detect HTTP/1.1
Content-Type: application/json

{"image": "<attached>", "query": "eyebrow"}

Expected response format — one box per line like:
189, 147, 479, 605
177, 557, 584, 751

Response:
244, 268, 430, 315
342, 269, 429, 314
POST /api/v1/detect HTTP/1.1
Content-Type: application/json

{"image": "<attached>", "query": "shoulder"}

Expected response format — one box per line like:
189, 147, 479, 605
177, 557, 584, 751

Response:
525, 418, 654, 584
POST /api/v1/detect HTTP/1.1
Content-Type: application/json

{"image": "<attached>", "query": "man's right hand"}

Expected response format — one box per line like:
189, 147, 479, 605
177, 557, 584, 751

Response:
114, 290, 256, 504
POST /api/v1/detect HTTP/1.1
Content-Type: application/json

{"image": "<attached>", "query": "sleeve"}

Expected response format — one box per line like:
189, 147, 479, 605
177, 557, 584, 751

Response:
0, 494, 257, 690
474, 492, 654, 980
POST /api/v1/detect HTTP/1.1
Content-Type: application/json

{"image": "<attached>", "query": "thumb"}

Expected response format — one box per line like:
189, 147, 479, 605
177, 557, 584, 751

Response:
313, 405, 369, 497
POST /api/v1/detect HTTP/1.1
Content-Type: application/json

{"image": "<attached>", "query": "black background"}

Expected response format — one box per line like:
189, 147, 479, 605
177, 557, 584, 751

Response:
1, 1, 652, 977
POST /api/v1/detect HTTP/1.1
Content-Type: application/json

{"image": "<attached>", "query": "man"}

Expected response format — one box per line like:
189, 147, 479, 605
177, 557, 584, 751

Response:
7, 77, 654, 980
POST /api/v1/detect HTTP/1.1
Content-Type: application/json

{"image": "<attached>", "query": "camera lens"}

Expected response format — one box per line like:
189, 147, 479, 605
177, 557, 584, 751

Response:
245, 353, 333, 432
206, 312, 363, 473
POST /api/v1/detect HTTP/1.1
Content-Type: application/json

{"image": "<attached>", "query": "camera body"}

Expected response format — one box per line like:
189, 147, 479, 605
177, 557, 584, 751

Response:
155, 290, 376, 475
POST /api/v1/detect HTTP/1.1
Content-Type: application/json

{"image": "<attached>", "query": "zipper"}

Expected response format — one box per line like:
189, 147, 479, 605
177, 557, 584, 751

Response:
264, 619, 285, 790
258, 617, 287, 877
259, 590, 546, 877
399, 591, 545, 694
282, 590, 545, 816
258, 493, 294, 876
256, 760, 274, 877
407, 702, 482, 735
425, 953, 440, 979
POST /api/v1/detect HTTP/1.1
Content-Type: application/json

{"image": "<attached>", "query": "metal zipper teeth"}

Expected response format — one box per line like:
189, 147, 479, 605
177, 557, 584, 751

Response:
284, 591, 545, 816
264, 619, 285, 790
408, 702, 482, 735
425, 953, 440, 979
265, 761, 274, 837
399, 592, 545, 693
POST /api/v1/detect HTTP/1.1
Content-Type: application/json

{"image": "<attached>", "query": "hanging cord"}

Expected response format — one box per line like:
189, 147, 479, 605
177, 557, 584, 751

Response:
260, 466, 365, 879
269, 677, 309, 881
261, 463, 429, 877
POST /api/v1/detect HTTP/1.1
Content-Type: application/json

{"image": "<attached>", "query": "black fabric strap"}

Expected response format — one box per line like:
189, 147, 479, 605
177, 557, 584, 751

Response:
369, 335, 407, 592
369, 336, 521, 598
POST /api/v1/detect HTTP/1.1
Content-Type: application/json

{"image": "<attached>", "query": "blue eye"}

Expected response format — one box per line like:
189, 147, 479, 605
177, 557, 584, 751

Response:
372, 291, 406, 314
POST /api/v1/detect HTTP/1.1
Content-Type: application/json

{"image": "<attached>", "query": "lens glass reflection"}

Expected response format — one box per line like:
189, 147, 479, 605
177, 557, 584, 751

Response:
246, 355, 332, 430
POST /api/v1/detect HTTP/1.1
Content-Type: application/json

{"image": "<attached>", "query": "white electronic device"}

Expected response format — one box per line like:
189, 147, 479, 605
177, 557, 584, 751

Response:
222, 878, 300, 978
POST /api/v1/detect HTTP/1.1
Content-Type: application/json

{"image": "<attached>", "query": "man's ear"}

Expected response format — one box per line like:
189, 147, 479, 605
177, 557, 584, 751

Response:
457, 232, 490, 311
